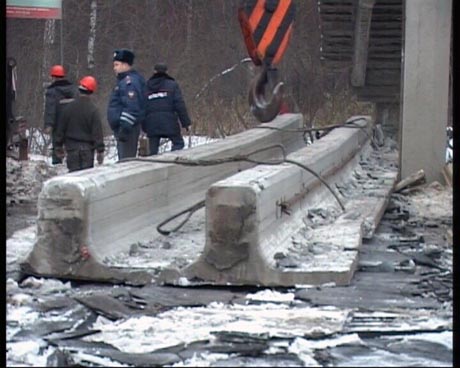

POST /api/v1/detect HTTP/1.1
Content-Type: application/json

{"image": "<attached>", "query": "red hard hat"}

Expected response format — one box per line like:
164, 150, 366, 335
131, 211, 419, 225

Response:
50, 65, 65, 77
79, 76, 97, 93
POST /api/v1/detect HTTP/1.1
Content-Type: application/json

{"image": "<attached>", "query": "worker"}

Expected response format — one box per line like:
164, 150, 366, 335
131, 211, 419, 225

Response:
54, 76, 105, 173
44, 64, 78, 164
142, 62, 191, 156
107, 49, 146, 160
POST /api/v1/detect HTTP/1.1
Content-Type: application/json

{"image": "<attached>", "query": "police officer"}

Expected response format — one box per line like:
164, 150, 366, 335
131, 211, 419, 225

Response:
44, 65, 78, 164
54, 76, 105, 173
142, 62, 191, 155
107, 49, 146, 160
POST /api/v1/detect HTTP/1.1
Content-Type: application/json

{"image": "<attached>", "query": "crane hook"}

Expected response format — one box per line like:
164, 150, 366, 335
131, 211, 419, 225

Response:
249, 64, 284, 123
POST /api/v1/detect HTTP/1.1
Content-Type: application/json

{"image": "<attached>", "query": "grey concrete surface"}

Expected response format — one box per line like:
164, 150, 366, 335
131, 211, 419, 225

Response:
176, 117, 399, 286
400, 0, 452, 183
21, 114, 305, 283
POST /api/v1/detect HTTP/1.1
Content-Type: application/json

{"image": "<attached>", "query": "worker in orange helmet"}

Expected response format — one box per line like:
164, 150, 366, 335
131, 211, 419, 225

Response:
44, 64, 78, 164
54, 76, 105, 172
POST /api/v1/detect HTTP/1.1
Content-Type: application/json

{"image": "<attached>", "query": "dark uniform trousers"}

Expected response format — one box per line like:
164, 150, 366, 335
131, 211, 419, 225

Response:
51, 132, 63, 165
116, 124, 141, 160
65, 141, 95, 172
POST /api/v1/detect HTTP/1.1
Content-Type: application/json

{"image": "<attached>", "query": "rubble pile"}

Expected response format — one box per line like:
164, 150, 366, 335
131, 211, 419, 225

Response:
6, 157, 64, 206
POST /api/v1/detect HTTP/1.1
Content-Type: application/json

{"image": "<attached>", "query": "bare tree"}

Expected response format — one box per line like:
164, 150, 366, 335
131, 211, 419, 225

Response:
87, 0, 97, 70
7, 0, 369, 148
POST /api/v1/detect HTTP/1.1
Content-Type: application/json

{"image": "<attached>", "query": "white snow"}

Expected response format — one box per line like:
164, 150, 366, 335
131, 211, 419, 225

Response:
84, 303, 350, 354
245, 289, 296, 302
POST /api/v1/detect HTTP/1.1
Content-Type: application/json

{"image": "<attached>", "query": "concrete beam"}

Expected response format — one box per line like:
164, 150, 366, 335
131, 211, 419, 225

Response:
21, 114, 305, 284
351, 0, 375, 87
178, 117, 398, 286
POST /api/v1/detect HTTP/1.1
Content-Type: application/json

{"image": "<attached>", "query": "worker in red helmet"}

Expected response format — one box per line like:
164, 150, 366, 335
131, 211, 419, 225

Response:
54, 76, 105, 172
44, 64, 78, 164
50, 64, 65, 78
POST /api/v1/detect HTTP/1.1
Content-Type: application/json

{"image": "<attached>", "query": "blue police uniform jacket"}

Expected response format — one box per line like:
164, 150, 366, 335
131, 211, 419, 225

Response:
107, 69, 146, 133
142, 73, 191, 137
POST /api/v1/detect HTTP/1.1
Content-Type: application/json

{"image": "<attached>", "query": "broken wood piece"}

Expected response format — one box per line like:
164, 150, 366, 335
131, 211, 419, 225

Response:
394, 169, 425, 192
442, 163, 452, 187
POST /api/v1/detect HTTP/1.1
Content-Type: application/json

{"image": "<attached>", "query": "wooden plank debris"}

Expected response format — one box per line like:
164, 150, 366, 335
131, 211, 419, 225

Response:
394, 169, 425, 192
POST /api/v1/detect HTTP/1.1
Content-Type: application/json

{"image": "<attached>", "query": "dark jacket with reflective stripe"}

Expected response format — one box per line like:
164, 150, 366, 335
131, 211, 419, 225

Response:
55, 95, 105, 153
107, 69, 146, 133
44, 79, 78, 129
142, 72, 191, 137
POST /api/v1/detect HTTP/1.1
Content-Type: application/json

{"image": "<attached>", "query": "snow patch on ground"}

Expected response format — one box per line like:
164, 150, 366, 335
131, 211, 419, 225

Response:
85, 303, 350, 354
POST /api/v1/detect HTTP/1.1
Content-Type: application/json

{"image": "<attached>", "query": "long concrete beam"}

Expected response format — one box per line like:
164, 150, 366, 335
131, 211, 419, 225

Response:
176, 116, 398, 287
21, 114, 305, 284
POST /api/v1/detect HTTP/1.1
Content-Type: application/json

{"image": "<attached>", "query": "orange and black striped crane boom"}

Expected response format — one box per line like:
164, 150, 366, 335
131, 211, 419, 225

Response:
238, 0, 295, 67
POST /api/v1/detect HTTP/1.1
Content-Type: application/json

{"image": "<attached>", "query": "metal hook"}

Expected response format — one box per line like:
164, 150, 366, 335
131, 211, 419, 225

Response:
249, 64, 284, 123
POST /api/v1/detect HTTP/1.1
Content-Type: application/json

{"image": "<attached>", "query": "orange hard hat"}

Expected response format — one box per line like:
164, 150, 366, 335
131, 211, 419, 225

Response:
50, 65, 65, 77
79, 76, 97, 93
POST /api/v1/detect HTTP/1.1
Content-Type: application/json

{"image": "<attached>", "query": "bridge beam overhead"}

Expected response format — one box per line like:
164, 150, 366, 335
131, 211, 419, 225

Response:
351, 0, 376, 87
400, 0, 452, 183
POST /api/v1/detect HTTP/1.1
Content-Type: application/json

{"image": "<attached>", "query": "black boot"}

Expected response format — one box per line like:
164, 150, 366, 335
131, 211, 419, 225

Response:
51, 149, 63, 165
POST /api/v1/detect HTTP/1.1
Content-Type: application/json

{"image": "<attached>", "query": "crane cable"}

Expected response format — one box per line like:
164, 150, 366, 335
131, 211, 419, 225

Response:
118, 142, 346, 235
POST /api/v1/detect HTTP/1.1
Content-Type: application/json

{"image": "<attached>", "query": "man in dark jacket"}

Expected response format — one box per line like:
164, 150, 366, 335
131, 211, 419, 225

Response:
107, 49, 146, 160
143, 63, 191, 155
55, 76, 105, 173
44, 64, 78, 164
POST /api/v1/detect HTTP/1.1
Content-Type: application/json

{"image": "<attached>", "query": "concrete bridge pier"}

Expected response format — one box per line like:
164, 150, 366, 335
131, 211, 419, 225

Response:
400, 0, 452, 184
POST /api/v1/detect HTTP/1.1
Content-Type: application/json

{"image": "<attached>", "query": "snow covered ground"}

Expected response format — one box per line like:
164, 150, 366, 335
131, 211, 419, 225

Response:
5, 132, 453, 367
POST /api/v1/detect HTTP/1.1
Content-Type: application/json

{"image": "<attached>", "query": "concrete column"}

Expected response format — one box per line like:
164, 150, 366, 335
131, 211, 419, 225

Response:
400, 0, 452, 183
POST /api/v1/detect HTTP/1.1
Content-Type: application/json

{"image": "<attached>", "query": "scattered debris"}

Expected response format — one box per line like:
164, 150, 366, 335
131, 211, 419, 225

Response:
6, 144, 452, 366
6, 157, 66, 206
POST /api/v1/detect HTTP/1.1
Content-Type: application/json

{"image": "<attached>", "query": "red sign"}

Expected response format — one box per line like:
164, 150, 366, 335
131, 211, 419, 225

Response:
7, 6, 61, 19
7, 0, 62, 19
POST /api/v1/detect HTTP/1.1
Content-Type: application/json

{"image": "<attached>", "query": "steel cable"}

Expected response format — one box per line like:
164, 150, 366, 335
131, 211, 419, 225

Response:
118, 142, 346, 235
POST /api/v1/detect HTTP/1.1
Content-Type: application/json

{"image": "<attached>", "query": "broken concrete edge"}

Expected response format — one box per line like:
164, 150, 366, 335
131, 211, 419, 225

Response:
160, 118, 397, 287
19, 260, 154, 286
20, 176, 155, 285
21, 177, 93, 280
19, 114, 306, 284
178, 259, 360, 287
21, 178, 155, 285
